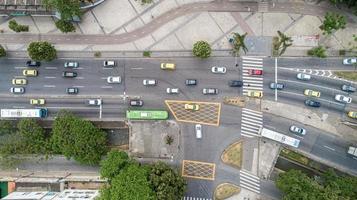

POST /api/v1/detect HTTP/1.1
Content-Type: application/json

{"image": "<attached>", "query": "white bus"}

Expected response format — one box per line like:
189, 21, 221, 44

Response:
261, 128, 300, 148
1, 108, 48, 118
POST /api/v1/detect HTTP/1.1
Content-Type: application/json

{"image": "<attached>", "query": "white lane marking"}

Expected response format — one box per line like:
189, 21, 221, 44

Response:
242, 64, 263, 68
45, 76, 56, 79
278, 91, 345, 106
242, 77, 263, 80
15, 66, 26, 69
44, 85, 56, 88
131, 67, 144, 70
101, 86, 113, 89
72, 85, 84, 88
243, 80, 264, 83
76, 67, 84, 69
242, 60, 263, 64
242, 87, 263, 91
101, 77, 107, 79
14, 76, 26, 78
45, 106, 99, 110
75, 77, 84, 79
323, 145, 335, 151
45, 67, 57, 69
244, 83, 263, 87
279, 79, 347, 93
12, 106, 25, 108
242, 56, 264, 61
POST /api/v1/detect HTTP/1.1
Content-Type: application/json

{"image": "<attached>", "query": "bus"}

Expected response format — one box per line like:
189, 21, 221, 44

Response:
1, 108, 48, 118
126, 110, 168, 120
261, 128, 300, 148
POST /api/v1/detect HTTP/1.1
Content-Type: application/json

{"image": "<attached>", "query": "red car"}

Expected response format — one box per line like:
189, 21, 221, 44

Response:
248, 69, 263, 75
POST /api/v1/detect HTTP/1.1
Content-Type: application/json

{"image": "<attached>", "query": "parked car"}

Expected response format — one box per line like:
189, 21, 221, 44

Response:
30, 99, 45, 105
297, 73, 311, 80
10, 87, 25, 94
107, 76, 121, 84
248, 69, 263, 76
247, 90, 263, 98
62, 71, 77, 78
228, 80, 243, 87
184, 103, 200, 111
347, 111, 357, 119
341, 84, 356, 92
185, 79, 197, 86
86, 99, 102, 106
289, 125, 306, 136
305, 99, 321, 107
12, 78, 27, 85
160, 63, 176, 70
66, 87, 78, 94
103, 60, 116, 67
202, 88, 218, 95
143, 79, 157, 86
195, 124, 202, 139
211, 66, 227, 74
335, 94, 352, 103
166, 88, 179, 94
343, 57, 357, 65
269, 82, 285, 90
304, 89, 321, 98
64, 61, 79, 68
23, 69, 38, 76
129, 99, 144, 107
26, 60, 40, 67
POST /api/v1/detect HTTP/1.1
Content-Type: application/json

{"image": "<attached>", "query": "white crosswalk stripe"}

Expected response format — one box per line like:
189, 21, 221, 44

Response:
239, 170, 260, 194
182, 197, 212, 200
242, 57, 264, 95
241, 108, 263, 138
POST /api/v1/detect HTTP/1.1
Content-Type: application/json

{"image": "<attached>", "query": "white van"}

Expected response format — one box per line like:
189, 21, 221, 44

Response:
195, 124, 202, 139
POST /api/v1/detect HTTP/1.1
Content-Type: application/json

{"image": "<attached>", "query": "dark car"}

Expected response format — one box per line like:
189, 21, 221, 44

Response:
66, 87, 78, 94
228, 80, 243, 87
185, 79, 197, 86
269, 82, 285, 90
129, 99, 143, 107
62, 71, 77, 78
305, 99, 321, 107
341, 84, 356, 92
26, 60, 41, 67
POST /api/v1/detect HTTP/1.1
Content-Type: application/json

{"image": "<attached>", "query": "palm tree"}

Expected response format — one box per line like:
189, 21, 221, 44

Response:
231, 32, 248, 56
276, 31, 293, 56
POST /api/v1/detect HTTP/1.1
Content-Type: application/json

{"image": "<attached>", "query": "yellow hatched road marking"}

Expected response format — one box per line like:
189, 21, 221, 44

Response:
182, 160, 216, 180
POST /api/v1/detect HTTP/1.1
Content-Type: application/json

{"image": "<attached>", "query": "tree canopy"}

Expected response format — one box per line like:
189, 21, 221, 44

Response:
231, 32, 248, 56
27, 41, 57, 61
192, 41, 212, 59
100, 150, 131, 181
319, 12, 346, 35
55, 19, 76, 33
43, 0, 82, 21
272, 31, 293, 56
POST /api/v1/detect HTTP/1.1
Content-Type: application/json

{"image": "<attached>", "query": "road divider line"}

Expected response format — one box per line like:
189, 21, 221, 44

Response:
243, 77, 264, 80
101, 86, 113, 89
45, 67, 57, 70
12, 106, 25, 109
72, 86, 84, 88
44, 85, 56, 88
45, 76, 56, 79
323, 145, 335, 151
75, 77, 84, 79
101, 77, 107, 79
278, 91, 345, 107
131, 67, 144, 70
15, 66, 26, 69
278, 79, 348, 93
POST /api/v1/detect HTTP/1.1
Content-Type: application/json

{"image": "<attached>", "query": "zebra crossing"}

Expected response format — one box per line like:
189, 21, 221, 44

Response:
242, 56, 264, 96
182, 197, 212, 200
239, 170, 260, 194
241, 108, 263, 138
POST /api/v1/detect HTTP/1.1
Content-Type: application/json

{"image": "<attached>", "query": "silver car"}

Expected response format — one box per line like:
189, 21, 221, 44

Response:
195, 124, 202, 139
10, 87, 25, 94
335, 94, 352, 104
202, 88, 218, 95
86, 99, 102, 106
289, 125, 306, 136
211, 66, 227, 74
107, 76, 121, 84
64, 61, 79, 68
297, 73, 311, 80
343, 58, 357, 65
143, 79, 157, 86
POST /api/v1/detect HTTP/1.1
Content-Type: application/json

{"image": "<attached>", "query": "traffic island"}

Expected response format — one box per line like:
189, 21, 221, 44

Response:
214, 183, 240, 200
221, 140, 243, 169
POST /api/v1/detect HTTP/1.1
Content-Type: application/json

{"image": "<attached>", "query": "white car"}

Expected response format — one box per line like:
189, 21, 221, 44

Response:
86, 99, 102, 106
64, 61, 79, 68
297, 73, 311, 80
289, 125, 306, 136
103, 60, 116, 67
10, 87, 25, 94
143, 79, 157, 86
166, 88, 179, 94
335, 94, 352, 104
211, 66, 227, 74
107, 76, 121, 84
343, 58, 357, 65
195, 124, 202, 139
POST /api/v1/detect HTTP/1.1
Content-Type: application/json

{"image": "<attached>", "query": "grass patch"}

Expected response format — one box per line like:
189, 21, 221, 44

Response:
280, 148, 309, 165
221, 141, 243, 169
143, 51, 151, 57
214, 183, 240, 200
334, 71, 357, 81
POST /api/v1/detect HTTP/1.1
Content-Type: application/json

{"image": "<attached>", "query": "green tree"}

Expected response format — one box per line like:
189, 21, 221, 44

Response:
43, 0, 82, 21
307, 46, 327, 58
329, 0, 357, 15
8, 20, 29, 32
321, 169, 357, 199
0, 44, 6, 57
149, 162, 186, 200
231, 32, 248, 56
320, 12, 346, 35
272, 31, 293, 56
100, 150, 131, 181
27, 41, 57, 61
55, 19, 76, 33
192, 41, 211, 59
17, 119, 47, 154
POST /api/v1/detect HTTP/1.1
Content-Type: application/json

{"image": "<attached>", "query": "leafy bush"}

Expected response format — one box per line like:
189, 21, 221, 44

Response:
0, 45, 6, 57
55, 19, 75, 33
307, 46, 327, 58
143, 51, 151, 57
27, 41, 57, 61
8, 20, 29, 32
192, 41, 211, 59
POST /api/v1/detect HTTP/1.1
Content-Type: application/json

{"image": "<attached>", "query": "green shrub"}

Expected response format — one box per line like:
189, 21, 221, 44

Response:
307, 46, 327, 58
8, 20, 29, 33
143, 51, 151, 57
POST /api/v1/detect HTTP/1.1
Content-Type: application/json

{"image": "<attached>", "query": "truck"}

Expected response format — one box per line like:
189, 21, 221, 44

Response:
0, 108, 48, 118
261, 128, 300, 148
347, 146, 357, 158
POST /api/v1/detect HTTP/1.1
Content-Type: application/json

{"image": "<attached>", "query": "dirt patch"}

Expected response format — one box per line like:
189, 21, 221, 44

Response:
214, 183, 240, 200
334, 71, 357, 81
221, 141, 243, 169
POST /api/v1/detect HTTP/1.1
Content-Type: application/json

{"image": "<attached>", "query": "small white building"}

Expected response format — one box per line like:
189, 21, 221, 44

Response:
2, 189, 99, 200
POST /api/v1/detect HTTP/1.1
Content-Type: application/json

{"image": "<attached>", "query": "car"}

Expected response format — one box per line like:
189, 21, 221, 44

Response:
64, 61, 79, 68
166, 88, 179, 94
347, 111, 357, 119
289, 125, 306, 136
86, 99, 102, 106
23, 69, 38, 76
269, 82, 285, 90
10, 87, 25, 94
184, 103, 200, 111
305, 99, 321, 107
247, 90, 263, 98
30, 99, 45, 105
195, 124, 202, 139
185, 79, 197, 86
343, 57, 357, 65
202, 88, 218, 95
66, 87, 78, 94
248, 69, 263, 75
107, 76, 121, 84
228, 80, 243, 87
211, 66, 227, 74
62, 71, 77, 78
12, 78, 27, 85
129, 99, 144, 107
341, 85, 356, 92
160, 63, 176, 70
297, 73, 311, 80
103, 60, 116, 67
26, 60, 40, 67
335, 94, 352, 103
143, 79, 157, 86
304, 89, 321, 98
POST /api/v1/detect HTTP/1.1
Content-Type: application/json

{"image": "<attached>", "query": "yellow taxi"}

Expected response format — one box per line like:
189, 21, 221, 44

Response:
12, 78, 27, 85
347, 111, 357, 119
23, 69, 38, 76
160, 63, 176, 70
304, 89, 320, 98
30, 99, 45, 105
184, 103, 200, 111
247, 91, 263, 98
